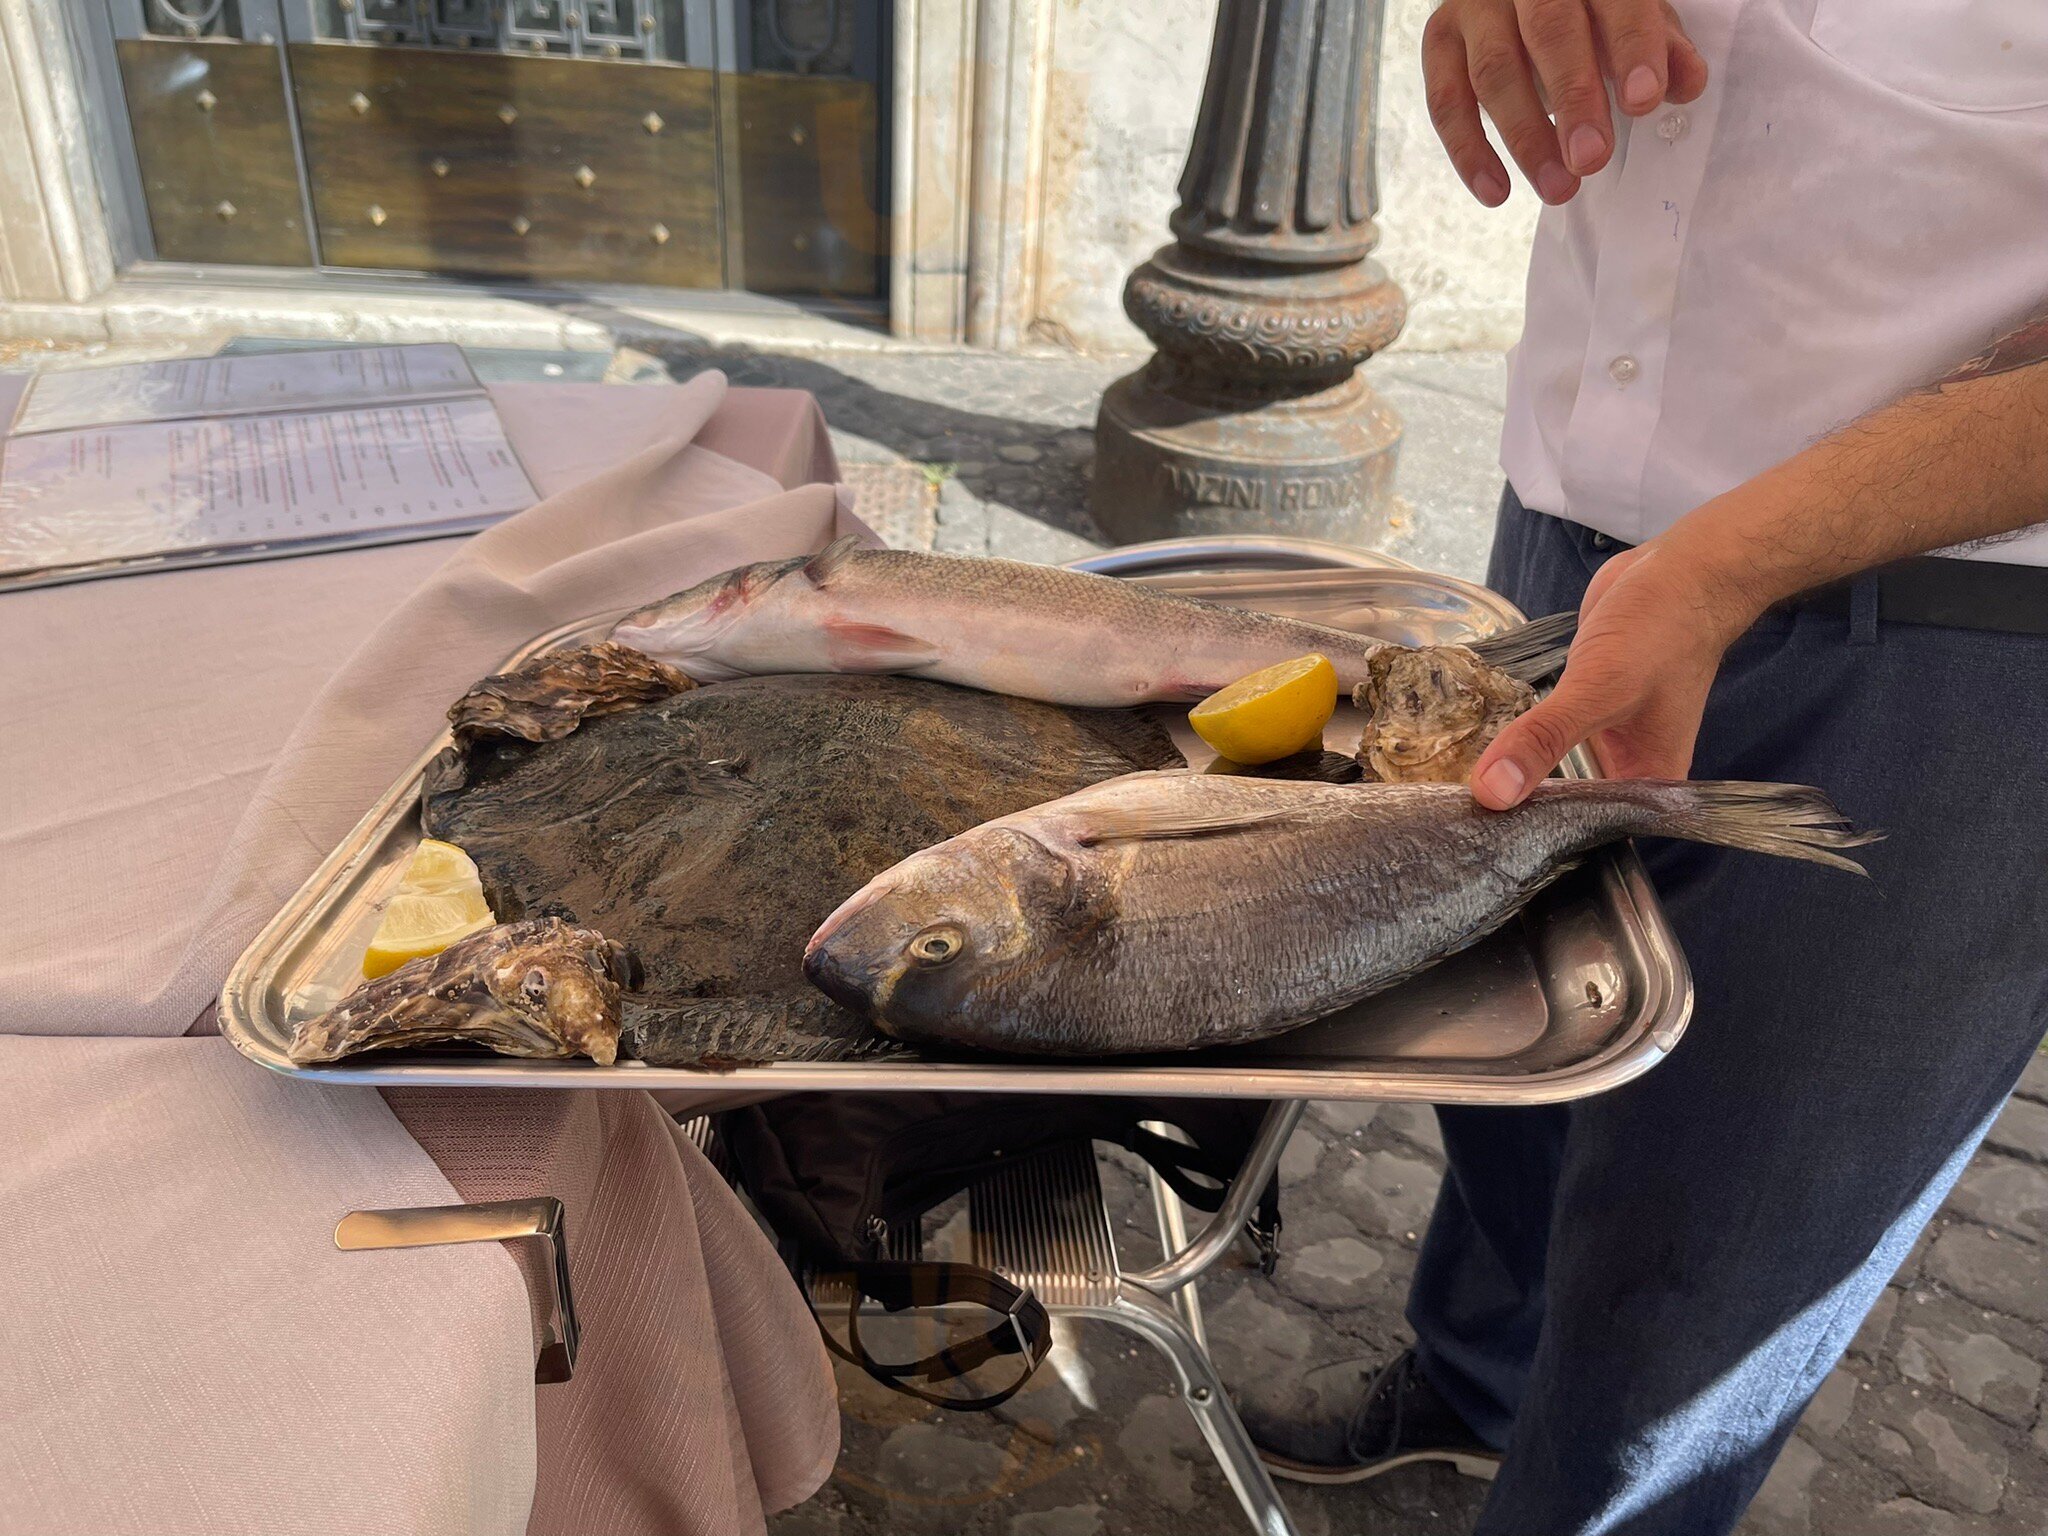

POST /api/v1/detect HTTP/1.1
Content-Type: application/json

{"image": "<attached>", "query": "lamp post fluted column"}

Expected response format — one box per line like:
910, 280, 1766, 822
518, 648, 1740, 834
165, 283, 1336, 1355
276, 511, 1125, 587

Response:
1092, 0, 1407, 545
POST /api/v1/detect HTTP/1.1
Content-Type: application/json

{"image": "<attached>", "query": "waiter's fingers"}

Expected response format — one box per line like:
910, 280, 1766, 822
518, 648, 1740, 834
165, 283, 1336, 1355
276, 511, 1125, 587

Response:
1662, 3, 1710, 103
1464, 6, 1579, 204
1422, 11, 1512, 205
1515, 0, 1613, 177
1472, 666, 1625, 808
1590, 0, 1676, 114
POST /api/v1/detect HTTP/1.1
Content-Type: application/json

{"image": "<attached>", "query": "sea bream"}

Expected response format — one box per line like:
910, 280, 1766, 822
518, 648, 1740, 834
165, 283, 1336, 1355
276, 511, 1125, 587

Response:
804, 773, 1877, 1057
607, 537, 1576, 708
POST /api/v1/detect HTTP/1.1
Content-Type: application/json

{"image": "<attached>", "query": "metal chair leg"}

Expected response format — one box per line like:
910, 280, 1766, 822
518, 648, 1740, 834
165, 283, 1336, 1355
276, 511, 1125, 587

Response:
1080, 1286, 1301, 1536
1127, 1100, 1306, 1297
1146, 1166, 1211, 1349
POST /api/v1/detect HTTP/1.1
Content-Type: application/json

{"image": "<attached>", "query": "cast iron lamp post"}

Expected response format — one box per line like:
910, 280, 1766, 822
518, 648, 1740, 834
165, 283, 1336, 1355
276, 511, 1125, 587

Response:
1093, 0, 1407, 544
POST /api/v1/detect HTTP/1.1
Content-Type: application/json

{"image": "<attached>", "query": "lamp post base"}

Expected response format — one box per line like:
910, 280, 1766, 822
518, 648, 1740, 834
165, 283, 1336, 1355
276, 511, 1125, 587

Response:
1090, 243, 1405, 546
1094, 364, 1401, 546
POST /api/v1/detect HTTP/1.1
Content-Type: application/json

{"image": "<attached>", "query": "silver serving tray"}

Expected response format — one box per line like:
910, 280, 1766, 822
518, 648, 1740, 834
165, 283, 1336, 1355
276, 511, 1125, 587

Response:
219, 535, 1691, 1103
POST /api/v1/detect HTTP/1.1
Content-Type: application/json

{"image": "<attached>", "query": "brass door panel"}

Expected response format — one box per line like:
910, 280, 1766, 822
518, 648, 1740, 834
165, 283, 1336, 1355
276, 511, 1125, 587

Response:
116, 40, 315, 268
729, 74, 883, 297
288, 45, 721, 287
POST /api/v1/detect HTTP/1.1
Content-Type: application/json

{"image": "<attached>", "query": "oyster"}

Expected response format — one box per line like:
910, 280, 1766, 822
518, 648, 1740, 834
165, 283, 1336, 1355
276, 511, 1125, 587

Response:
1353, 644, 1536, 785
288, 917, 638, 1065
447, 641, 693, 748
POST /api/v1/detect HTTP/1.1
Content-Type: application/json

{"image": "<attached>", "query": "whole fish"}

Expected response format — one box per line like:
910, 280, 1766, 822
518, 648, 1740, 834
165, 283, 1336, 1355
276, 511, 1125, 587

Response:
803, 773, 1876, 1056
609, 537, 1575, 708
421, 674, 1180, 1065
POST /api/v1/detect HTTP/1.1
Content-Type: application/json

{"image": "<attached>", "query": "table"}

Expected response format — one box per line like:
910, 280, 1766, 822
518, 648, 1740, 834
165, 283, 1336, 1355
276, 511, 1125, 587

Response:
0, 361, 845, 1536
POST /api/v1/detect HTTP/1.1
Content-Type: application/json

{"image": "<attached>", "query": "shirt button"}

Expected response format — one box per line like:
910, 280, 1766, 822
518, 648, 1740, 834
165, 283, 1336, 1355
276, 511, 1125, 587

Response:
1657, 111, 1689, 142
1608, 355, 1639, 385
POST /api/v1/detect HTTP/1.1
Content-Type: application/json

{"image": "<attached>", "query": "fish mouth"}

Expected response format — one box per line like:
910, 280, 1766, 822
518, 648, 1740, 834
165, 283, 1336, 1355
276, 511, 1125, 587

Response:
802, 889, 910, 1021
800, 936, 904, 1022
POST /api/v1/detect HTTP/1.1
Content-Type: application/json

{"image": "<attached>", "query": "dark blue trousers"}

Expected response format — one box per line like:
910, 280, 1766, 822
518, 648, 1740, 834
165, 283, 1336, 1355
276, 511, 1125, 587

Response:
1409, 491, 2048, 1535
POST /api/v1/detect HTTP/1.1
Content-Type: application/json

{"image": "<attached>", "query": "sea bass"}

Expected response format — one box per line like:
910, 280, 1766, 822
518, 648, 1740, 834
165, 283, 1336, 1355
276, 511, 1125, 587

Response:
804, 773, 1876, 1057
609, 537, 1576, 708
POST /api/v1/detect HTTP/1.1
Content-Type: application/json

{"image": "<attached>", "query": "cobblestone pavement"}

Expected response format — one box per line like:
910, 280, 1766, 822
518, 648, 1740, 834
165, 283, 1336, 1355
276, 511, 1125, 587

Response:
634, 332, 1508, 580
626, 337, 2048, 1536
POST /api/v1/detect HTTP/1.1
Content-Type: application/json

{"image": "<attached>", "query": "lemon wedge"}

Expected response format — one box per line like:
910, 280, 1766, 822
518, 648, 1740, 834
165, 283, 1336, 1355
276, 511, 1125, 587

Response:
399, 837, 482, 894
1189, 654, 1339, 766
362, 838, 495, 979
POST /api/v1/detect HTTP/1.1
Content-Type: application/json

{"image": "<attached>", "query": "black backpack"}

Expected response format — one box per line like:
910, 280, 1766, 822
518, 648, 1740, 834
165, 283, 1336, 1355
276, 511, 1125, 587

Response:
715, 1092, 1281, 1409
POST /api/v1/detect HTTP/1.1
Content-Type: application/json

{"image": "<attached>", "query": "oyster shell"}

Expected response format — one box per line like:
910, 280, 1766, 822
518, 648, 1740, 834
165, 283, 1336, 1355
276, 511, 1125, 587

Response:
448, 641, 693, 748
288, 917, 638, 1065
1353, 644, 1536, 785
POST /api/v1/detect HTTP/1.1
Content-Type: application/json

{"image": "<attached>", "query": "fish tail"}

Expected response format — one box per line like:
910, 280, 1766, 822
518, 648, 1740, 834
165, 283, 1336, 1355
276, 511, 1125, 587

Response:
1468, 611, 1577, 682
1617, 780, 1882, 875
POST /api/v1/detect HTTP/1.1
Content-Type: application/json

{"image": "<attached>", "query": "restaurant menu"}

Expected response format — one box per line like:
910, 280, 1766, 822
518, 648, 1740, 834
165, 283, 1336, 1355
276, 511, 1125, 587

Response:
0, 344, 538, 590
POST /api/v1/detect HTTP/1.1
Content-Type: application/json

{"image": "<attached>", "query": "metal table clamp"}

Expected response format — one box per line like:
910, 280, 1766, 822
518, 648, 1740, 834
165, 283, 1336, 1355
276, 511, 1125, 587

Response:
335, 1196, 579, 1383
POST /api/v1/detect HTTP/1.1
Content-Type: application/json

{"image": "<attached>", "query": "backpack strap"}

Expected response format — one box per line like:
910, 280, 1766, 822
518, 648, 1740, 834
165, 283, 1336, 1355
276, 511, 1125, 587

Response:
1125, 1123, 1283, 1272
820, 1261, 1053, 1413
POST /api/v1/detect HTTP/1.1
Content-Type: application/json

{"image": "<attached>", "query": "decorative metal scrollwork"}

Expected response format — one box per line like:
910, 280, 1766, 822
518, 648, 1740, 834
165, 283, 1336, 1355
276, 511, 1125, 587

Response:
341, 0, 664, 60
146, 0, 230, 37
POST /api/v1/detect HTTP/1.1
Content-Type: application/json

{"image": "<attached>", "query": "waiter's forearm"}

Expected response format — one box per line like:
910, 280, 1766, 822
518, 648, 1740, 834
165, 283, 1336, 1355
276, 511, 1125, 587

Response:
1468, 307, 2048, 806
1655, 308, 2048, 642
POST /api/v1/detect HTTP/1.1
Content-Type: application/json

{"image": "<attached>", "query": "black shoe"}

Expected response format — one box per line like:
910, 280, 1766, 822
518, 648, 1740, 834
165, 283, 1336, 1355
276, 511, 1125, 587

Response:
1240, 1349, 1502, 1485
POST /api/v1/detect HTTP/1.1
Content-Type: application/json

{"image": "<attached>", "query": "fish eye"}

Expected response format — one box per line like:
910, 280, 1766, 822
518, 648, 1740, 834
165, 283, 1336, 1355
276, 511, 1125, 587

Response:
906, 924, 965, 968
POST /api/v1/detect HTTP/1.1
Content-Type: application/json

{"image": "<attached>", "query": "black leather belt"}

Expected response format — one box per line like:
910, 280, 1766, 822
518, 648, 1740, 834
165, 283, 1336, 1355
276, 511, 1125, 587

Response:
1579, 518, 2048, 635
1782, 554, 2048, 636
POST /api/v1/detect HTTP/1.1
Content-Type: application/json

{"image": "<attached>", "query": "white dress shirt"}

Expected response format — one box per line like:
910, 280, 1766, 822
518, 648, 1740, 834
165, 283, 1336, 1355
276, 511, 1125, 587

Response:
1501, 0, 2048, 566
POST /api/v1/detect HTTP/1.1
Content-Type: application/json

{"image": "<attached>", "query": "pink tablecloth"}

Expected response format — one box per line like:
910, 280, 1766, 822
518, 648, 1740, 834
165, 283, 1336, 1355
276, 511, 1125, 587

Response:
0, 371, 843, 1535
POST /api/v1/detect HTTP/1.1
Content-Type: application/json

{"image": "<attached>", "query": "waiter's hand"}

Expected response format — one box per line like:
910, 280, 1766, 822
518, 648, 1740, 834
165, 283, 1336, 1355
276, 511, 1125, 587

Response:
1471, 540, 1752, 808
1423, 0, 1709, 206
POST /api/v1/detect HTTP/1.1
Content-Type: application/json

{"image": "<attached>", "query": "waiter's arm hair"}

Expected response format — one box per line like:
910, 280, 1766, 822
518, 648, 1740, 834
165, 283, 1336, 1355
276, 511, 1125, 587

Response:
1673, 301, 2048, 620
1467, 302, 2048, 807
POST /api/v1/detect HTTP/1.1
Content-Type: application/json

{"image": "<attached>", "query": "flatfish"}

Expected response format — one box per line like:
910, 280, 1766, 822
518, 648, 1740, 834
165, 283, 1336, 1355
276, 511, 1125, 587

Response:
422, 674, 1181, 1064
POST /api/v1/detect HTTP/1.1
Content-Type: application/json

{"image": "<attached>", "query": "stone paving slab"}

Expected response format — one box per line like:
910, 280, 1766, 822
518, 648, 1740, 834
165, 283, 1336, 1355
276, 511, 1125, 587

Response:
640, 337, 1506, 581
641, 337, 2048, 1536
841, 461, 939, 552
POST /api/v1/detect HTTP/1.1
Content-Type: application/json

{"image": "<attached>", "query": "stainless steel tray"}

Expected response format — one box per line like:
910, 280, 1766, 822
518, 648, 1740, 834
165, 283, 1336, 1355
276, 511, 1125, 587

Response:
219, 535, 1691, 1103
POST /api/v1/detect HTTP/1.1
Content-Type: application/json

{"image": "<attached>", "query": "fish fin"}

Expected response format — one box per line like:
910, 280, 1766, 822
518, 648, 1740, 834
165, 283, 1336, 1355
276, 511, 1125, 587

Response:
802, 534, 867, 589
623, 994, 904, 1065
1075, 798, 1304, 846
1468, 611, 1578, 682
1566, 780, 1883, 875
820, 617, 942, 671
1222, 749, 1364, 785
728, 562, 780, 602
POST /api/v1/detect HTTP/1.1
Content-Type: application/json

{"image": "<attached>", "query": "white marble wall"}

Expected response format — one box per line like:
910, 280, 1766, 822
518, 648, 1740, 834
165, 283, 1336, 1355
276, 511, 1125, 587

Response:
1026, 0, 1539, 353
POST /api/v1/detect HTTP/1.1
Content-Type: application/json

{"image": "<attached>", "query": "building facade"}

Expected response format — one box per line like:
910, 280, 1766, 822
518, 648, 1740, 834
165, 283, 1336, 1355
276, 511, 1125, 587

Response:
0, 0, 1529, 355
